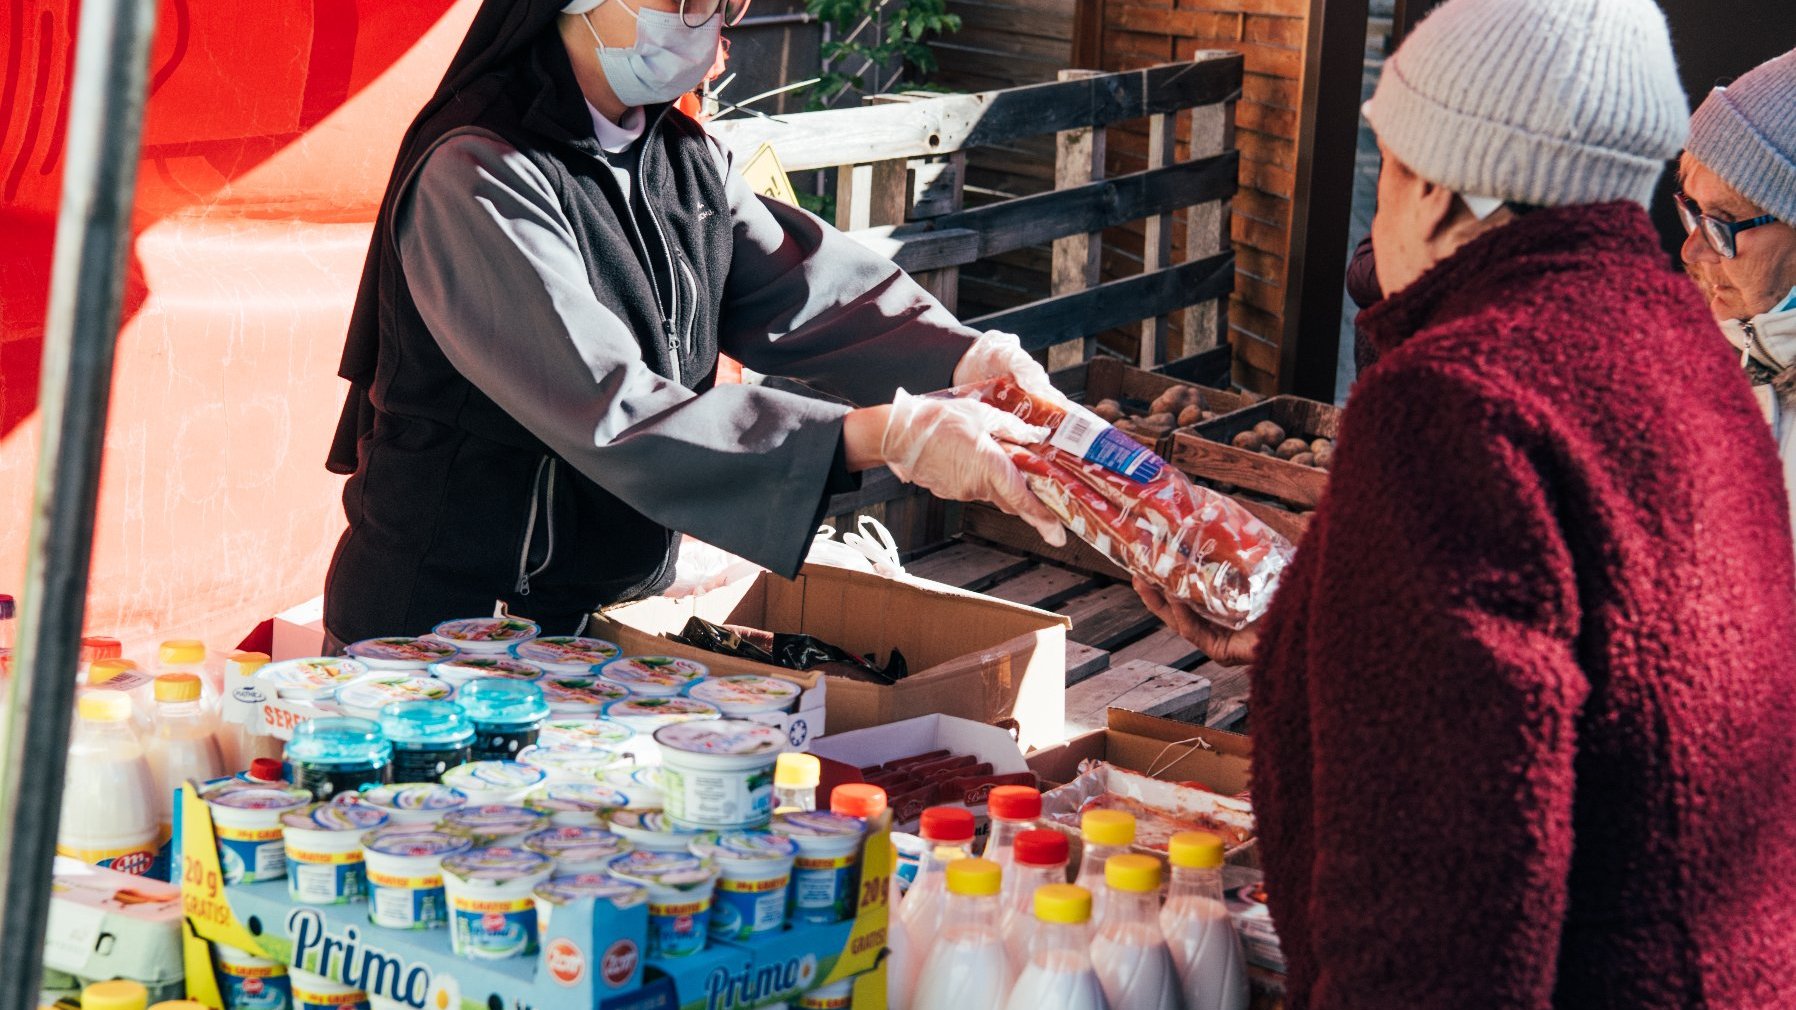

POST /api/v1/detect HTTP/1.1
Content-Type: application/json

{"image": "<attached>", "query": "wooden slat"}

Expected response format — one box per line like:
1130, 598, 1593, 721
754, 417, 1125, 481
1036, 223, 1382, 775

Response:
974, 250, 1235, 352
708, 57, 1243, 171
1195, 659, 1251, 730
1110, 625, 1206, 669
905, 541, 1033, 591
1056, 584, 1160, 650
1138, 111, 1177, 367
1065, 641, 1113, 685
960, 504, 1128, 580
986, 564, 1100, 610
846, 225, 981, 274
1047, 67, 1107, 372
1065, 659, 1212, 732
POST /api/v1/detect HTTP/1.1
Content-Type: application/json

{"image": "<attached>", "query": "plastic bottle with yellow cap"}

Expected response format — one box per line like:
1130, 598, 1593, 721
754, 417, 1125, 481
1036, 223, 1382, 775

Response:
913, 858, 1011, 1009
82, 980, 147, 1010
1161, 831, 1246, 1010
57, 691, 158, 876
1003, 884, 1107, 1010
774, 752, 820, 813
1072, 808, 1135, 926
85, 658, 157, 740
1091, 854, 1180, 1010
146, 672, 226, 845
157, 639, 224, 718
219, 650, 281, 772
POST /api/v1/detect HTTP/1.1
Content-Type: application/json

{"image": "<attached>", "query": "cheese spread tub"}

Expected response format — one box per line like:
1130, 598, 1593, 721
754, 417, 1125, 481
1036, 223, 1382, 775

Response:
440, 804, 550, 848
359, 827, 472, 930
511, 636, 622, 675
428, 617, 540, 656
536, 676, 631, 717
256, 657, 368, 703
427, 656, 543, 688
205, 784, 312, 884
287, 968, 367, 1010
522, 824, 631, 873
532, 873, 646, 933
607, 809, 708, 853
537, 718, 636, 753
654, 720, 785, 830
602, 697, 721, 738
689, 832, 798, 939
441, 847, 555, 961
356, 783, 468, 827
440, 760, 547, 806
334, 675, 454, 722
281, 802, 389, 905
605, 850, 718, 959
343, 637, 457, 672
685, 675, 803, 717
214, 942, 290, 1010
524, 783, 632, 827
598, 656, 709, 697
772, 811, 867, 924
516, 744, 620, 783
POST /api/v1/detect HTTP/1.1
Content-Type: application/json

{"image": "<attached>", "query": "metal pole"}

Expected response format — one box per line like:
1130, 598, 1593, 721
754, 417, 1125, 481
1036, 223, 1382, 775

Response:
0, 0, 158, 1001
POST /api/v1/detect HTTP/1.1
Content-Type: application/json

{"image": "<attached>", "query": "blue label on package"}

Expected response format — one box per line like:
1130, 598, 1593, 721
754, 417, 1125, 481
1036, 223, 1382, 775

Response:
221, 971, 291, 1010
1049, 407, 1165, 482
451, 900, 539, 959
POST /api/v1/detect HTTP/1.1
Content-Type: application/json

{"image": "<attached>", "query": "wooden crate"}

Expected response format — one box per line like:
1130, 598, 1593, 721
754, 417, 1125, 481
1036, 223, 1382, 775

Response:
1168, 395, 1340, 509
1054, 356, 1260, 457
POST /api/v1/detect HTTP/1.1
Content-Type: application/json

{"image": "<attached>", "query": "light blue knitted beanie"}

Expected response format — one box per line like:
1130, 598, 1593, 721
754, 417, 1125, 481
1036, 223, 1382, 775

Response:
1687, 48, 1796, 225
1363, 0, 1689, 208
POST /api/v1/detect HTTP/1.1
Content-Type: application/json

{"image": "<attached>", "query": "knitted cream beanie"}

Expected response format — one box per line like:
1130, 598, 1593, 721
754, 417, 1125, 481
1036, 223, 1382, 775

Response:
1687, 48, 1796, 225
1363, 0, 1688, 208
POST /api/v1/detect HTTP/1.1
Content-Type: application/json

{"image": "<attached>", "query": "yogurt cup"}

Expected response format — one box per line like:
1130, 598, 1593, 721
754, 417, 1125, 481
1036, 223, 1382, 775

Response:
772, 811, 866, 924
214, 942, 291, 1010
287, 968, 367, 1010
599, 657, 709, 697
256, 657, 369, 703
654, 720, 785, 830
605, 850, 718, 959
440, 805, 550, 848
429, 656, 543, 687
686, 675, 803, 717
532, 872, 647, 933
511, 636, 622, 675
334, 675, 453, 722
441, 847, 555, 961
603, 697, 721, 738
379, 701, 475, 784
457, 678, 551, 760
602, 766, 666, 809
286, 717, 393, 801
354, 783, 468, 827
440, 761, 547, 806
516, 745, 620, 783
205, 784, 312, 884
523, 825, 631, 873
798, 978, 856, 1009
607, 809, 708, 853
537, 676, 631, 717
343, 637, 457, 671
524, 783, 632, 827
538, 718, 636, 753
282, 803, 390, 905
429, 617, 540, 655
690, 832, 797, 939
360, 826, 471, 930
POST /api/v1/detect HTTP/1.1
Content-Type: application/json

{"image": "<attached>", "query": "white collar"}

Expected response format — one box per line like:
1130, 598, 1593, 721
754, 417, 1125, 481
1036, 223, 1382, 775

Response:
1721, 304, 1796, 372
584, 101, 645, 154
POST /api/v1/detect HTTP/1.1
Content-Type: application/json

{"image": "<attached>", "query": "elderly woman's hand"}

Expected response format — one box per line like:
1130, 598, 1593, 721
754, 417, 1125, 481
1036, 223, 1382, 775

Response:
1133, 576, 1261, 666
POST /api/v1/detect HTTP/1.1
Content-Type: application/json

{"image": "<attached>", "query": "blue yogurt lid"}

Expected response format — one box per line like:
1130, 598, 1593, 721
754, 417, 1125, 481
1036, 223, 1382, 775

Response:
379, 699, 476, 748
286, 716, 393, 768
457, 678, 550, 726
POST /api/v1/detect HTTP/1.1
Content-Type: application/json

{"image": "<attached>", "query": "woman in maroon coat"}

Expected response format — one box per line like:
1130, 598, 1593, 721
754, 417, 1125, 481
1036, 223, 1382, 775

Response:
1142, 0, 1796, 1006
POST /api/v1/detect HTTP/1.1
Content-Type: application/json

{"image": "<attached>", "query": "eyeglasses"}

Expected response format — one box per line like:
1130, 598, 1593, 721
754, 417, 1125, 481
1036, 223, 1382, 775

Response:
681, 0, 750, 28
1674, 190, 1777, 260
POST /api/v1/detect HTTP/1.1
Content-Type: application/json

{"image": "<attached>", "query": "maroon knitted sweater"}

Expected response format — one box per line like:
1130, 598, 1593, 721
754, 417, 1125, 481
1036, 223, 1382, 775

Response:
1252, 203, 1796, 1009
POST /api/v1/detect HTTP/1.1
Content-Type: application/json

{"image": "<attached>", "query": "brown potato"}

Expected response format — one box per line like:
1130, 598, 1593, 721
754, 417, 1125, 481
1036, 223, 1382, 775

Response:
1313, 443, 1335, 468
1231, 430, 1264, 451
1176, 404, 1201, 427
1259, 446, 1277, 456
1145, 412, 1175, 426
1200, 410, 1218, 422
1310, 437, 1332, 455
1276, 437, 1310, 460
1091, 399, 1125, 422
1253, 420, 1287, 446
1290, 451, 1316, 467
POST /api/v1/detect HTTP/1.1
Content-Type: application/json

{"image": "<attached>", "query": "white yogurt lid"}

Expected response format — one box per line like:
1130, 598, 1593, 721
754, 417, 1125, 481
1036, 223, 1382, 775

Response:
600, 657, 709, 692
539, 676, 631, 709
442, 846, 552, 882
523, 826, 630, 861
606, 849, 715, 887
535, 873, 648, 906
207, 785, 312, 812
687, 675, 802, 709
257, 657, 368, 699
773, 811, 866, 839
690, 831, 798, 863
441, 761, 548, 792
513, 637, 623, 669
337, 674, 454, 712
358, 783, 468, 813
282, 802, 390, 832
430, 617, 541, 647
604, 697, 721, 721
538, 719, 636, 751
442, 805, 549, 837
526, 783, 632, 814
345, 637, 459, 666
608, 809, 701, 838
654, 719, 785, 758
431, 657, 543, 681
362, 827, 474, 859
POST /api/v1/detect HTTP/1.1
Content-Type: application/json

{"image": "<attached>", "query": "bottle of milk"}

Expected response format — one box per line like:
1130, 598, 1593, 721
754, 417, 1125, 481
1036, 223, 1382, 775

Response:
1161, 832, 1247, 1010
1091, 854, 1181, 1010
146, 674, 227, 835
57, 692, 159, 876
1074, 810, 1135, 928
1003, 828, 1070, 970
890, 807, 976, 1010
914, 859, 1011, 1010
1005, 884, 1108, 1010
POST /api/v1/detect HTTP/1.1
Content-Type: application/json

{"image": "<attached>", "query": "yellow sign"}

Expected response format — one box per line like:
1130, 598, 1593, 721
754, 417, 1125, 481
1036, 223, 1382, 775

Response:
739, 142, 799, 207
179, 785, 272, 1007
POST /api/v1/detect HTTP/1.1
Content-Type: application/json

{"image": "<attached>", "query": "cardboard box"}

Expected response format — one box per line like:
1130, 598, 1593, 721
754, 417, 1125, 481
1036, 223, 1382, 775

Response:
591, 563, 1072, 749
1029, 708, 1251, 794
809, 713, 1034, 830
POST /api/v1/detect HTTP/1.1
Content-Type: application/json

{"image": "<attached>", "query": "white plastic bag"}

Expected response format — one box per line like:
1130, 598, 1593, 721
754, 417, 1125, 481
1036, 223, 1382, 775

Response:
805, 517, 905, 577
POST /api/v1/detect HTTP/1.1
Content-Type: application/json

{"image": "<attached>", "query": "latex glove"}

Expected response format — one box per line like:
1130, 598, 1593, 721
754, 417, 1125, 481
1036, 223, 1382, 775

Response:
953, 330, 1062, 400
882, 389, 1068, 547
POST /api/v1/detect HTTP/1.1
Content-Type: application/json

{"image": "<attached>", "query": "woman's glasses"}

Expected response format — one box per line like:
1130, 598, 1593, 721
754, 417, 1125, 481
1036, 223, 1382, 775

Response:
682, 0, 751, 28
1675, 190, 1777, 260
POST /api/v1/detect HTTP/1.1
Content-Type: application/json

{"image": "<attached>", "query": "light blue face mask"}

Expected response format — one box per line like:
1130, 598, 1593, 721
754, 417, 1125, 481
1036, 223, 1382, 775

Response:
582, 4, 720, 108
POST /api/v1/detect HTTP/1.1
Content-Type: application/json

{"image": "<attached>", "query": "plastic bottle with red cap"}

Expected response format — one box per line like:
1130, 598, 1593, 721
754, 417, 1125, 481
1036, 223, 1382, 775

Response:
1002, 828, 1070, 970
830, 782, 889, 820
980, 784, 1042, 872
891, 806, 977, 1010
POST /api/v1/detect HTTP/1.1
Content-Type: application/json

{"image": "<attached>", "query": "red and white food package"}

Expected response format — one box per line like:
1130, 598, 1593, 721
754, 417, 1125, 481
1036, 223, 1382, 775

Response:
933, 377, 1294, 629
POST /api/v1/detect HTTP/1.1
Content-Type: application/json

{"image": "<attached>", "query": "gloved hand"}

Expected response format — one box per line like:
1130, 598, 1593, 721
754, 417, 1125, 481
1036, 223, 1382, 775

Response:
953, 330, 1064, 401
882, 389, 1068, 547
